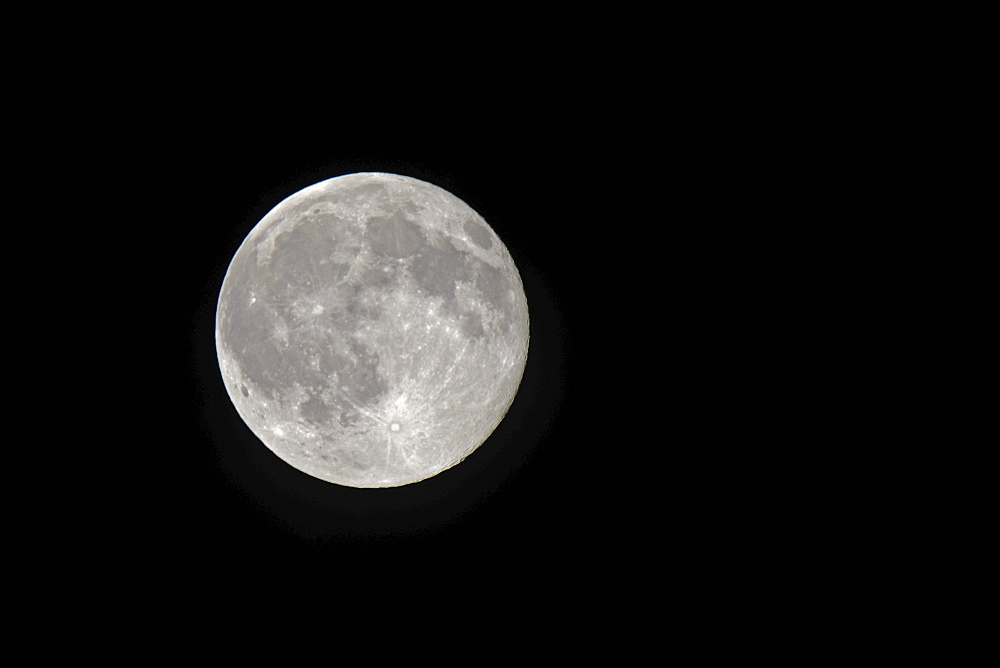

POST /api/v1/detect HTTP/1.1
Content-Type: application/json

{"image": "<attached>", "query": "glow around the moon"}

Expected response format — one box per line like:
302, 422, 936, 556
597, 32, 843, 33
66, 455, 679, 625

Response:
215, 173, 529, 488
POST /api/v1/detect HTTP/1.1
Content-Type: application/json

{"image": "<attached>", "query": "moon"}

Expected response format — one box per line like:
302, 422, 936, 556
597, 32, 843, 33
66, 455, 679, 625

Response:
215, 173, 530, 488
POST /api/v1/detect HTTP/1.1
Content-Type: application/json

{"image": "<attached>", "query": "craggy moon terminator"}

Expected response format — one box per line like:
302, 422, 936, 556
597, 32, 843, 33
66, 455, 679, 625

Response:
215, 173, 529, 487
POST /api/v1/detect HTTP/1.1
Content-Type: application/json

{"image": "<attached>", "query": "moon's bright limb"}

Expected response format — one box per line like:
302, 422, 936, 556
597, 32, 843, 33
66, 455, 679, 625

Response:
215, 173, 529, 488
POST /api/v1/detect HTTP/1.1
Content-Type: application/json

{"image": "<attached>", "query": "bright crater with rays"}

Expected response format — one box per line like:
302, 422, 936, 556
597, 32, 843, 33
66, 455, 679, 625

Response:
215, 173, 529, 487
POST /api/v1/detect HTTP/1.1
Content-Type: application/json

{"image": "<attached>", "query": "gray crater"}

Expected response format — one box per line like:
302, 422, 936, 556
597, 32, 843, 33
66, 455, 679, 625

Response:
367, 214, 423, 258
298, 392, 334, 425
410, 243, 473, 301
475, 262, 515, 322
463, 218, 494, 249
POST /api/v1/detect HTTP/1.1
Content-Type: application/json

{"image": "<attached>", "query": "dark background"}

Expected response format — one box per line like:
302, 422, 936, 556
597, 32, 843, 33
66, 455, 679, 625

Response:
23, 17, 911, 647
132, 123, 649, 598
82, 86, 773, 612
45, 53, 859, 645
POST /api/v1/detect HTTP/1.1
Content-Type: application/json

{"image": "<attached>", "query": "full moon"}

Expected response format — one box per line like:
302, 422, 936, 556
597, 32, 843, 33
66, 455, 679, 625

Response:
215, 173, 529, 487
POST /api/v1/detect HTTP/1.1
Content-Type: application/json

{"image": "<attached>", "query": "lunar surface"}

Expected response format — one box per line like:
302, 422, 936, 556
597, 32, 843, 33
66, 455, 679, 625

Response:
215, 173, 529, 487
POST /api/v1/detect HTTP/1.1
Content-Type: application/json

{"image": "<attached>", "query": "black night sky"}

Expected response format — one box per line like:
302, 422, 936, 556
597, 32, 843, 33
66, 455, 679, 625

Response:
157, 126, 625, 583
